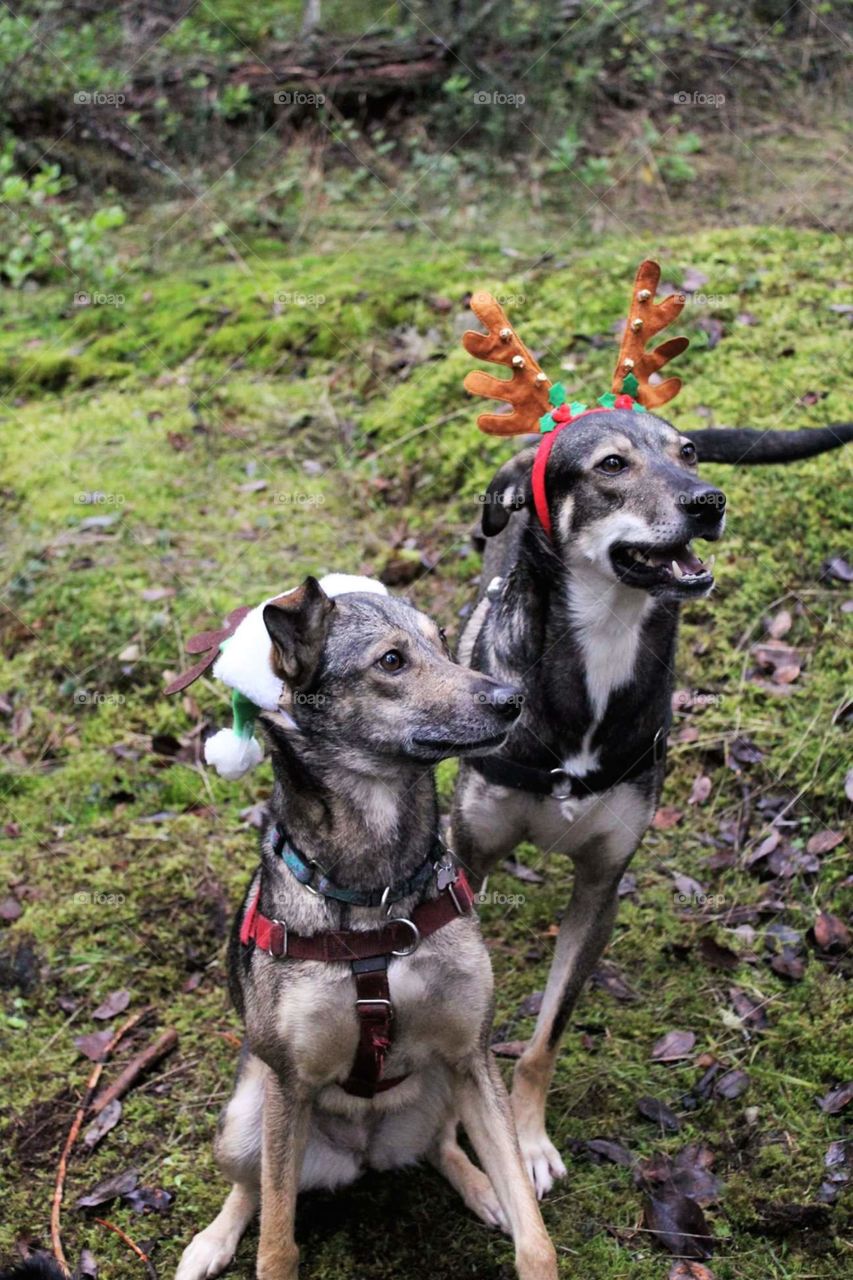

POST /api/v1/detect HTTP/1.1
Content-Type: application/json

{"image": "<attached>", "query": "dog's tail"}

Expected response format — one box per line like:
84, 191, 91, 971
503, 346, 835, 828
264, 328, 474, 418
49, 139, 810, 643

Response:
689, 423, 853, 465
0, 1258, 68, 1279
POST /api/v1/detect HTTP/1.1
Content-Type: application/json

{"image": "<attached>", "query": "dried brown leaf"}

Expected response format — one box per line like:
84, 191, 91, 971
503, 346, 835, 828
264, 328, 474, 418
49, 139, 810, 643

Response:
92, 989, 131, 1021
688, 775, 712, 806
652, 1030, 697, 1062
653, 806, 684, 830
806, 829, 844, 856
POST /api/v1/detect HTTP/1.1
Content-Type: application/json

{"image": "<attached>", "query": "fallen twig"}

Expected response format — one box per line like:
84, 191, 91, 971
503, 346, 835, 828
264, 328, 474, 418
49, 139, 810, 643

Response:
91, 1027, 179, 1115
50, 1006, 153, 1274
94, 1217, 158, 1278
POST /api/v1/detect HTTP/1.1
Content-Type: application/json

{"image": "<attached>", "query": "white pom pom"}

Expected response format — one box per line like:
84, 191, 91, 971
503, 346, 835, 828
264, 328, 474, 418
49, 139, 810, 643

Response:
204, 728, 264, 780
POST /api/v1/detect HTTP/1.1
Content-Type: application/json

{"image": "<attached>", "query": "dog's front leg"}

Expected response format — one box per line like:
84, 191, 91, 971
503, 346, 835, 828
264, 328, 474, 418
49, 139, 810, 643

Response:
454, 1052, 557, 1280
513, 824, 640, 1198
256, 1069, 311, 1280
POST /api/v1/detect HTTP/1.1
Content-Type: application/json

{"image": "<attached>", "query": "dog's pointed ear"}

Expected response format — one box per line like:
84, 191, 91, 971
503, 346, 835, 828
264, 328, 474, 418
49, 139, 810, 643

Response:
263, 576, 335, 688
481, 446, 538, 537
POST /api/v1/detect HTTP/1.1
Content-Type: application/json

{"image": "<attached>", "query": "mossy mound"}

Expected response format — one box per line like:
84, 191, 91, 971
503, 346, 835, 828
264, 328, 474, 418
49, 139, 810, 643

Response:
0, 223, 850, 1279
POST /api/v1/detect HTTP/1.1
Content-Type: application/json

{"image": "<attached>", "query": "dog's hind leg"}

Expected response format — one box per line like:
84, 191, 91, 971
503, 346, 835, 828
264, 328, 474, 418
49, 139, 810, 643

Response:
513, 800, 646, 1198
428, 1116, 509, 1232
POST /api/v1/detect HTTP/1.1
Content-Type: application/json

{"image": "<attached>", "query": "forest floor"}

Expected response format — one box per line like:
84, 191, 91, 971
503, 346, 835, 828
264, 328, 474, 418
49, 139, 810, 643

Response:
0, 215, 851, 1279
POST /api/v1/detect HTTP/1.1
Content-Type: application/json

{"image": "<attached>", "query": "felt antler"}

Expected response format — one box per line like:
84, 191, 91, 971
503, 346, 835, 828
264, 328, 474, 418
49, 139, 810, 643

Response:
163, 605, 253, 695
612, 260, 689, 410
463, 292, 553, 436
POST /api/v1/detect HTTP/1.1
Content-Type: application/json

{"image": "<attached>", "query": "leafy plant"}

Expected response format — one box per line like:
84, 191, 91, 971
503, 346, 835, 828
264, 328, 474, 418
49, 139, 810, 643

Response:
0, 144, 125, 287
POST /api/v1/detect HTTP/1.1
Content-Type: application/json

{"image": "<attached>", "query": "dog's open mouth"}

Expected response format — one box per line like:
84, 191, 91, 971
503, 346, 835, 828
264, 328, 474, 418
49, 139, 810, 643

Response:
610, 540, 714, 594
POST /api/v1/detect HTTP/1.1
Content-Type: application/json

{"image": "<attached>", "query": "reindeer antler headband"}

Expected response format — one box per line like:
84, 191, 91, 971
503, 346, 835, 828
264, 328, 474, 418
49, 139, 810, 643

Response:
462, 260, 688, 537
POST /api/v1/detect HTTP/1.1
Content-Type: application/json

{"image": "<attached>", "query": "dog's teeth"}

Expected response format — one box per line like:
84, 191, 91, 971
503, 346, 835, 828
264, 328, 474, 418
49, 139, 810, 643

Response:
671, 560, 684, 580
708, 555, 716, 569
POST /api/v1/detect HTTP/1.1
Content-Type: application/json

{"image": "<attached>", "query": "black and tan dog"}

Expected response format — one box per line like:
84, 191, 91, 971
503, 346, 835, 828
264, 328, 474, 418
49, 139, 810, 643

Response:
446, 278, 852, 1197
176, 578, 557, 1280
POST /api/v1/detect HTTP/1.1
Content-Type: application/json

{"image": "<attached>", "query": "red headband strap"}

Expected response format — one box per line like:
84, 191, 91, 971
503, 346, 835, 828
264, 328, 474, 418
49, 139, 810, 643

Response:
531, 407, 610, 539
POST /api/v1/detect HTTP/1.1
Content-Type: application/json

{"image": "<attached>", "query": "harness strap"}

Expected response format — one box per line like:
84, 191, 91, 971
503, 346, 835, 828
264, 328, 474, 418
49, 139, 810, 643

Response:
470, 726, 668, 799
239, 869, 476, 1099
345, 955, 406, 1098
239, 873, 474, 960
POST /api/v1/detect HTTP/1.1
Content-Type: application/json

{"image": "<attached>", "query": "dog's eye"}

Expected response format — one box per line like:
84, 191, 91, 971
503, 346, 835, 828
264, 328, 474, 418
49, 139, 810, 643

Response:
680, 442, 697, 464
597, 455, 627, 475
377, 649, 405, 673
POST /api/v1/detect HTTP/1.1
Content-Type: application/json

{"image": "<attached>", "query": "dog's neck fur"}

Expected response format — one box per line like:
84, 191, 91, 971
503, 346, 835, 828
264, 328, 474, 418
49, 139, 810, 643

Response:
479, 521, 679, 772
260, 725, 440, 895
562, 557, 655, 720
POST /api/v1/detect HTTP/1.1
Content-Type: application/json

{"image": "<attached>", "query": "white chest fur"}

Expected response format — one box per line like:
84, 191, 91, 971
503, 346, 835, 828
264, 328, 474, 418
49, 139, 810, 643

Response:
566, 566, 652, 722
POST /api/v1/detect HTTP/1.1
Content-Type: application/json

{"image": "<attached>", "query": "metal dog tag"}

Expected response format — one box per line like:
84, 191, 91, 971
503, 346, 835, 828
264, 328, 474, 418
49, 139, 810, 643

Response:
436, 860, 457, 891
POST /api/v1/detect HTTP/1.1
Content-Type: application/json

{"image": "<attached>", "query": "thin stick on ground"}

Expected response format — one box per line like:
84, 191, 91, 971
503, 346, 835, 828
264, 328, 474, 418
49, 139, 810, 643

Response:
94, 1217, 159, 1278
50, 1006, 153, 1275
90, 1026, 178, 1115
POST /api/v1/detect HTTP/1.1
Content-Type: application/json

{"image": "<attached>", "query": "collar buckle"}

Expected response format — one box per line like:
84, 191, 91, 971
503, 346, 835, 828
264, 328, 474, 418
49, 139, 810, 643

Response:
271, 919, 288, 957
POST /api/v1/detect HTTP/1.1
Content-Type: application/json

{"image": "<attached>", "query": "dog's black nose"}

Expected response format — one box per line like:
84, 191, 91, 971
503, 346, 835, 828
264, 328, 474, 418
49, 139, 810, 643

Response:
680, 485, 726, 525
479, 684, 524, 721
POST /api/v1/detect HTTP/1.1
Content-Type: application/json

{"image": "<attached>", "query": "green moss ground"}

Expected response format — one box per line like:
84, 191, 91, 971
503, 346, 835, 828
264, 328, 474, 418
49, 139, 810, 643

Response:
0, 225, 851, 1278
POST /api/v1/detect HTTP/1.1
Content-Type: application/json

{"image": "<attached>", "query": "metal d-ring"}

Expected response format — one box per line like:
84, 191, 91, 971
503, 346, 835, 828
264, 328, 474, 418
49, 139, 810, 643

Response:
302, 860, 324, 896
389, 918, 420, 956
549, 767, 574, 801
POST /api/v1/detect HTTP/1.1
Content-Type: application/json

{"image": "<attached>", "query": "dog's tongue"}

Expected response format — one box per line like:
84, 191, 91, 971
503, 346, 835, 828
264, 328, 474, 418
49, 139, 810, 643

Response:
675, 546, 705, 574
649, 544, 705, 575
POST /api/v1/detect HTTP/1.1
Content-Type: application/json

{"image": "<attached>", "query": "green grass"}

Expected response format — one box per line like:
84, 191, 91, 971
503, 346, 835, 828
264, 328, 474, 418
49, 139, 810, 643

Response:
0, 222, 851, 1279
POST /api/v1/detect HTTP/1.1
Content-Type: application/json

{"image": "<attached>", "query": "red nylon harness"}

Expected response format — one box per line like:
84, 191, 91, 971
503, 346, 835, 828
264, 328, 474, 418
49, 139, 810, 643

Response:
239, 870, 476, 1099
530, 406, 611, 539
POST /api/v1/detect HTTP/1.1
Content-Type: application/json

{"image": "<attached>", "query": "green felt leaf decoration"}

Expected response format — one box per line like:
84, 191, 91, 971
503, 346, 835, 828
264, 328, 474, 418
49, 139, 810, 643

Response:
621, 371, 639, 397
548, 382, 567, 407
539, 412, 556, 432
597, 392, 617, 409
569, 401, 588, 416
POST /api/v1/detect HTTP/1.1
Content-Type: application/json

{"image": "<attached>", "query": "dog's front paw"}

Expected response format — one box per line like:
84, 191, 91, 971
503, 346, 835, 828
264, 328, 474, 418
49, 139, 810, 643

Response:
518, 1127, 567, 1199
461, 1165, 511, 1233
175, 1229, 237, 1280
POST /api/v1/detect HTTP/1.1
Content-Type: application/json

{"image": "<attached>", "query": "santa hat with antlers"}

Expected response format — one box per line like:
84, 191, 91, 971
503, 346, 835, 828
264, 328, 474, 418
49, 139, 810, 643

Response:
165, 574, 389, 780
462, 261, 689, 538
